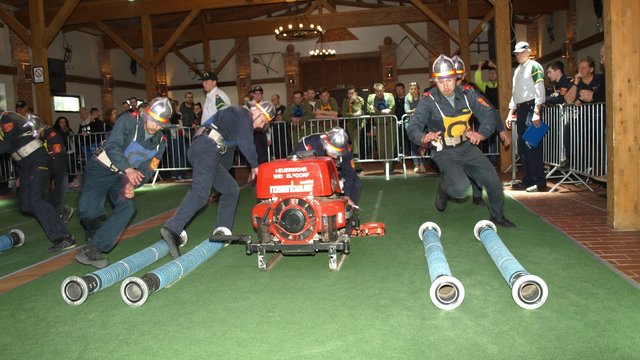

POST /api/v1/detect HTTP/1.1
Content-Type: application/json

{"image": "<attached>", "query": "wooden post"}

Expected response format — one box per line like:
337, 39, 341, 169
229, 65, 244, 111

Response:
457, 0, 470, 77
494, 0, 512, 173
604, 0, 640, 230
28, 0, 52, 122
141, 14, 157, 100
235, 37, 251, 105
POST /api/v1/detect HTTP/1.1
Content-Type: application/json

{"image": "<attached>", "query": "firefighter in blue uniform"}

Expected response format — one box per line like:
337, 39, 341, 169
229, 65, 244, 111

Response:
294, 127, 361, 206
407, 55, 515, 228
30, 115, 74, 223
160, 101, 276, 259
0, 111, 76, 251
75, 97, 171, 268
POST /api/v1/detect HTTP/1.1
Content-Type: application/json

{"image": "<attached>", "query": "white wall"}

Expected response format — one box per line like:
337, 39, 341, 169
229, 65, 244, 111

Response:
0, 74, 14, 111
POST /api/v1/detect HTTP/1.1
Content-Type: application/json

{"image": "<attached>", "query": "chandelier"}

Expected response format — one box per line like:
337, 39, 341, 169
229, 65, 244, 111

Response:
309, 35, 336, 58
274, 6, 322, 41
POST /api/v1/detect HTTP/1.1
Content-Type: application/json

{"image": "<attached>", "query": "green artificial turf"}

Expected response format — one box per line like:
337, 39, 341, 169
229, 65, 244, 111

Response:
0, 178, 638, 359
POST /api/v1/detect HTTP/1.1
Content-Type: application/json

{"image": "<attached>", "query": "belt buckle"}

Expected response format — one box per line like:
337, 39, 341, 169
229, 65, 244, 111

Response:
443, 136, 462, 147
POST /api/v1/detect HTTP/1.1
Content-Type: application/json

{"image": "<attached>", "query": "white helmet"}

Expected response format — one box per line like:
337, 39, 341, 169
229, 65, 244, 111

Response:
320, 127, 349, 157
451, 55, 465, 77
144, 97, 172, 127
431, 54, 457, 80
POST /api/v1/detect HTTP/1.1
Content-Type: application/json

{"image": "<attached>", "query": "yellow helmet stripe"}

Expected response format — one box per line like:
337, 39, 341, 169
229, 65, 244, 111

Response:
146, 107, 169, 123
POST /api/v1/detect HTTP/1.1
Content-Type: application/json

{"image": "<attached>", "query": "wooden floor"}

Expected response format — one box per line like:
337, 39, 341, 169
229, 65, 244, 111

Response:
507, 183, 640, 286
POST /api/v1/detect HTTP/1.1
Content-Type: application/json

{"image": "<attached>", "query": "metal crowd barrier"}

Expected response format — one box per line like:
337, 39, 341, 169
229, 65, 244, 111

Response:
539, 102, 606, 192
0, 104, 606, 188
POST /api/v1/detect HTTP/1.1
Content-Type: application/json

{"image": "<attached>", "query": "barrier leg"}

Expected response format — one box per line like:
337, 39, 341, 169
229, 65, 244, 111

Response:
473, 220, 548, 309
0, 229, 25, 252
418, 222, 465, 310
61, 232, 187, 306
120, 227, 231, 307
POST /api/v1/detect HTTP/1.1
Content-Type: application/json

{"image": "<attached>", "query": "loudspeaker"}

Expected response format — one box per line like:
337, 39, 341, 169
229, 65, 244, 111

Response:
48, 58, 66, 94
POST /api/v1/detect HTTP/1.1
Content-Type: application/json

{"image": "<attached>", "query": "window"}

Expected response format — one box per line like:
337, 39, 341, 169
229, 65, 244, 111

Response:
53, 95, 81, 112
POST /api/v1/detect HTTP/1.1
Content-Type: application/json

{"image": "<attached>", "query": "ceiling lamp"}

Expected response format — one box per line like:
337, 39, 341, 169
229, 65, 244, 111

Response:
309, 35, 336, 58
274, 4, 322, 41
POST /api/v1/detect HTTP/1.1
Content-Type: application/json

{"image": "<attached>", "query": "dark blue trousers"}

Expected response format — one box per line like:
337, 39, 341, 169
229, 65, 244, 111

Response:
164, 136, 240, 235
17, 156, 70, 242
516, 103, 546, 187
432, 142, 506, 220
79, 159, 135, 252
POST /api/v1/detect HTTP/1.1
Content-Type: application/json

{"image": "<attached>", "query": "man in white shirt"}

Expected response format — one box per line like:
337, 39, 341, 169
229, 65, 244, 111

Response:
200, 72, 231, 124
505, 41, 547, 192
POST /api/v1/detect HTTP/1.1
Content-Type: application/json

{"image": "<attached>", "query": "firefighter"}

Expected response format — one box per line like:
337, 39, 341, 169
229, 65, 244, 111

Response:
75, 97, 171, 268
160, 101, 276, 259
29, 114, 74, 224
0, 111, 76, 251
294, 127, 361, 206
407, 55, 515, 228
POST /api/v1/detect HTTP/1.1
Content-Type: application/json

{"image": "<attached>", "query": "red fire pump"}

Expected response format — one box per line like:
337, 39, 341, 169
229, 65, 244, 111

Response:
242, 153, 381, 271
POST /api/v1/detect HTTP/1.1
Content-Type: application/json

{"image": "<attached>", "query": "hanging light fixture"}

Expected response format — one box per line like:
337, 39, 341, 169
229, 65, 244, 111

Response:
274, 2, 322, 41
309, 35, 336, 58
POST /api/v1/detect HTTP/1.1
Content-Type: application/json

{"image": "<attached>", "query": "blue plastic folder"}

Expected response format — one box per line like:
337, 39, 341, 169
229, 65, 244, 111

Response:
523, 121, 549, 148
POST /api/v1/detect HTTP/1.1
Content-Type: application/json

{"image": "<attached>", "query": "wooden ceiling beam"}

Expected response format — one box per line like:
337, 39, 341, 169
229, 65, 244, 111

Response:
153, 9, 200, 66
42, 0, 79, 47
172, 48, 203, 78
95, 20, 146, 68
33, 0, 291, 26
409, 0, 460, 44
214, 36, 248, 75
399, 23, 439, 58
0, 5, 31, 46
104, 6, 430, 48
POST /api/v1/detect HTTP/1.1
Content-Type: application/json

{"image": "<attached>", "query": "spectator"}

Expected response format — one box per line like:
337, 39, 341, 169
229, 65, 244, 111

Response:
193, 102, 203, 127
404, 81, 426, 174
200, 72, 230, 123
53, 116, 78, 187
474, 59, 499, 108
305, 87, 317, 110
341, 85, 365, 163
103, 107, 118, 132
545, 61, 573, 169
283, 90, 314, 147
251, 85, 269, 164
505, 41, 547, 193
367, 82, 396, 168
270, 94, 289, 159
179, 91, 196, 128
314, 88, 340, 123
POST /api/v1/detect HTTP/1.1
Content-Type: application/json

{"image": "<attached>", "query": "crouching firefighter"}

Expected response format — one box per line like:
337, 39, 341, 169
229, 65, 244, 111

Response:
0, 111, 76, 252
407, 54, 515, 228
29, 114, 74, 224
160, 101, 276, 259
294, 127, 361, 207
75, 97, 171, 268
